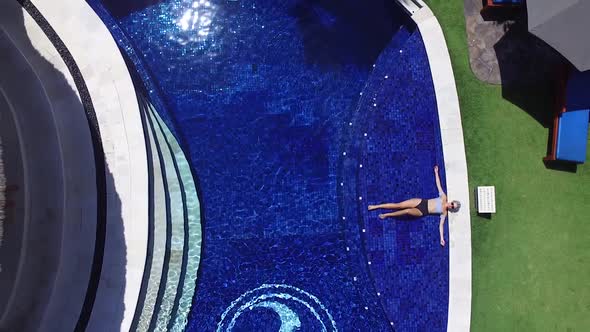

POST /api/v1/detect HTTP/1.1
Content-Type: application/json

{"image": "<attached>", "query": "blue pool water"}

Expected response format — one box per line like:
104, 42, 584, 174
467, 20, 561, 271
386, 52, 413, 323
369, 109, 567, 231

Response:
88, 0, 448, 330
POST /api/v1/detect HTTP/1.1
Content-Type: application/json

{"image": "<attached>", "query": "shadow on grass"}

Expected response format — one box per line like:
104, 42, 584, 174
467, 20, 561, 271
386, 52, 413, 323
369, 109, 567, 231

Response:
542, 160, 578, 173
490, 12, 572, 166
494, 18, 564, 124
477, 213, 492, 220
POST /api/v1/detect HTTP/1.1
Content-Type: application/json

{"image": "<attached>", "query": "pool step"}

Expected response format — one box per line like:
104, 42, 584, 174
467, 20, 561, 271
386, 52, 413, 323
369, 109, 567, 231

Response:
133, 97, 168, 332
132, 94, 202, 332
147, 97, 186, 332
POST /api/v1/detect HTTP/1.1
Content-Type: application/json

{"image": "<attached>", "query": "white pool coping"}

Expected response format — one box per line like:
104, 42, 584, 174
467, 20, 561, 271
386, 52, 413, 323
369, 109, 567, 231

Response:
398, 1, 473, 331
28, 0, 149, 331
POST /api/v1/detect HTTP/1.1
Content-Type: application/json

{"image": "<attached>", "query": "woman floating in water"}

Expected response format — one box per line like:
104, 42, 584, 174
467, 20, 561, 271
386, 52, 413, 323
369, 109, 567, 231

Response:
367, 165, 460, 246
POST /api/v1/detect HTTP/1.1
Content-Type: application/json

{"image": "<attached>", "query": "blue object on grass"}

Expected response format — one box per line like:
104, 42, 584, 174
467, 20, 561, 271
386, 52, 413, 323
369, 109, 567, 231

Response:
556, 110, 589, 163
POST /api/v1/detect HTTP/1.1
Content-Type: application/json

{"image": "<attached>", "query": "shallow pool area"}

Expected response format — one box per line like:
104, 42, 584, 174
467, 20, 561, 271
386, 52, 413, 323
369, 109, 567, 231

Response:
87, 0, 449, 330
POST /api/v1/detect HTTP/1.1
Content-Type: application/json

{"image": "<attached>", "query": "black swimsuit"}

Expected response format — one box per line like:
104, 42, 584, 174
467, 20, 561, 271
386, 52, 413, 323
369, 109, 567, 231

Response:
415, 199, 429, 216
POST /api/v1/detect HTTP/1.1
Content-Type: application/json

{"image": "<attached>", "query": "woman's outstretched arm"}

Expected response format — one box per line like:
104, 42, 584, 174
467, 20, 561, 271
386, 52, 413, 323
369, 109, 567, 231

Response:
439, 214, 446, 246
434, 165, 444, 195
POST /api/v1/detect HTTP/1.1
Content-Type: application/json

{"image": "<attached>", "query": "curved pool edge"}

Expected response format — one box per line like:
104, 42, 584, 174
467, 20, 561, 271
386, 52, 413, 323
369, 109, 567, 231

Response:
26, 0, 471, 329
399, 1, 473, 331
27, 0, 150, 331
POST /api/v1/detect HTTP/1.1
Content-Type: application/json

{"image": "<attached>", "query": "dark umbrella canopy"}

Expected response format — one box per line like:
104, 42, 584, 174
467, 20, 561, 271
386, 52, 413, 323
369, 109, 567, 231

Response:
527, 0, 590, 71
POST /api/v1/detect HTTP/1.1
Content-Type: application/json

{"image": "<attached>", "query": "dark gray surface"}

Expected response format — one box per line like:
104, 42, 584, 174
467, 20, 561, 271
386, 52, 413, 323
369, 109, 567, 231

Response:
0, 27, 64, 330
0, 2, 105, 331
527, 0, 590, 71
0, 79, 25, 319
464, 0, 563, 85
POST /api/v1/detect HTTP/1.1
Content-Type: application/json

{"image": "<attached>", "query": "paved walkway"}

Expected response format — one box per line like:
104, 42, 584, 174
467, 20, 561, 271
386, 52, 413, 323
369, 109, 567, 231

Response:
464, 0, 562, 85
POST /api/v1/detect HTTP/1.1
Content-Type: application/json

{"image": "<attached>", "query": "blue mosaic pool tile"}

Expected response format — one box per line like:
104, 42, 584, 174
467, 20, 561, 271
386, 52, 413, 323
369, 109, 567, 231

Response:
87, 0, 448, 330
342, 30, 449, 331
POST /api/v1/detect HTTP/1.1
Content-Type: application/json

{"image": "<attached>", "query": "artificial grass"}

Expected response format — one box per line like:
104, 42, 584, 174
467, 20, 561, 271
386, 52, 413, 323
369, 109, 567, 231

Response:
424, 1, 590, 330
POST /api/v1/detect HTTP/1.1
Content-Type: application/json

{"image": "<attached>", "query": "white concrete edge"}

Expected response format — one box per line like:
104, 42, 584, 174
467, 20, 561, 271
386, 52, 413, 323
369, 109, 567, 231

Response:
29, 0, 149, 331
397, 1, 473, 331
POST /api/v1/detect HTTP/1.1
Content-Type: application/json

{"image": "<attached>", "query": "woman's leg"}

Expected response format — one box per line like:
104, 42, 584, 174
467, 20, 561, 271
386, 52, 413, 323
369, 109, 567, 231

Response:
368, 198, 421, 211
378, 208, 422, 219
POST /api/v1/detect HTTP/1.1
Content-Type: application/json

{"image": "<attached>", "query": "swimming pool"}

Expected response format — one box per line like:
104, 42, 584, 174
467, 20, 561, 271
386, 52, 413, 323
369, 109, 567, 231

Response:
88, 0, 448, 330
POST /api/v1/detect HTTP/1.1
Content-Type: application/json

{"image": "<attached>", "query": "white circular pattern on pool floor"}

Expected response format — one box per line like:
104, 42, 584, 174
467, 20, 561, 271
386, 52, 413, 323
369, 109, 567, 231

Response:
217, 284, 338, 332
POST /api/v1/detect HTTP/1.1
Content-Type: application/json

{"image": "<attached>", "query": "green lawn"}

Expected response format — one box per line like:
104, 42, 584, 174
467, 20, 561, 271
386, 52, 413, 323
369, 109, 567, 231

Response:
424, 1, 590, 330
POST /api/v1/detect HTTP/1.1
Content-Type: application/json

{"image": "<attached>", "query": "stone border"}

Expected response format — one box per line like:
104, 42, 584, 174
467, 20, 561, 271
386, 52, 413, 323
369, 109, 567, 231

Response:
396, 1, 473, 331
26, 0, 149, 331
463, 0, 563, 85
